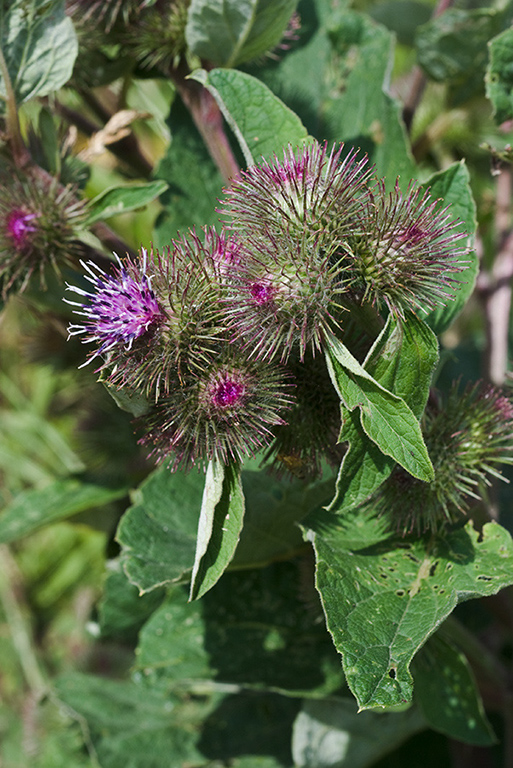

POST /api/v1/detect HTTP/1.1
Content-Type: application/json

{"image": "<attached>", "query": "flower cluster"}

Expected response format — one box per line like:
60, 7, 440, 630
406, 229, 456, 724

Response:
66, 140, 472, 476
368, 382, 513, 535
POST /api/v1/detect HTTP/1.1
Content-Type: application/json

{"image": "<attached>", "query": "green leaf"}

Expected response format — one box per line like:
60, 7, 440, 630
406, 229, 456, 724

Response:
117, 466, 202, 593
416, 8, 506, 104
243, 0, 333, 138
486, 27, 513, 124
325, 335, 434, 482
232, 470, 334, 569
364, 312, 439, 420
0, 0, 78, 107
190, 460, 245, 601
103, 382, 152, 418
55, 671, 295, 768
324, 9, 415, 188
153, 96, 224, 245
137, 587, 211, 684
84, 180, 168, 225
292, 698, 426, 767
190, 68, 309, 166
412, 633, 496, 746
308, 520, 513, 710
98, 559, 165, 641
324, 314, 438, 528
137, 561, 343, 696
185, 0, 298, 68
420, 162, 478, 335
0, 479, 127, 544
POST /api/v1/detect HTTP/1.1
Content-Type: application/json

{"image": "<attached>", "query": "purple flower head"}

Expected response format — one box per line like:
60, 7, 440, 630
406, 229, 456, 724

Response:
66, 249, 163, 368
222, 231, 348, 362
0, 174, 86, 298
140, 348, 294, 470
347, 180, 469, 317
221, 140, 371, 248
66, 235, 230, 400
6, 209, 38, 248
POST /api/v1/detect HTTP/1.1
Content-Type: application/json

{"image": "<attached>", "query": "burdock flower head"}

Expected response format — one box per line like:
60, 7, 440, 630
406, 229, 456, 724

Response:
66, 230, 229, 399
66, 249, 163, 365
140, 345, 293, 469
218, 141, 374, 363
345, 180, 468, 317
0, 174, 85, 298
222, 230, 350, 362
368, 381, 513, 535
222, 140, 371, 248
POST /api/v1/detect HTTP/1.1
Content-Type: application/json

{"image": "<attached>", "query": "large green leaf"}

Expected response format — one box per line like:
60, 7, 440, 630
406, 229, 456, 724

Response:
292, 698, 426, 768
185, 0, 297, 67
0, 479, 127, 544
486, 27, 513, 124
116, 466, 202, 593
190, 460, 245, 601
98, 559, 165, 641
308, 520, 513, 710
420, 163, 478, 335
325, 335, 434, 482
55, 671, 296, 768
323, 9, 415, 188
137, 561, 343, 696
412, 632, 496, 746
190, 68, 309, 166
84, 181, 169, 225
326, 314, 438, 521
0, 0, 77, 107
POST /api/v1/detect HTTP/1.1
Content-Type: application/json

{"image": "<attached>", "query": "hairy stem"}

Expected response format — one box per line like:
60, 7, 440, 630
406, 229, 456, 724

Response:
172, 67, 240, 184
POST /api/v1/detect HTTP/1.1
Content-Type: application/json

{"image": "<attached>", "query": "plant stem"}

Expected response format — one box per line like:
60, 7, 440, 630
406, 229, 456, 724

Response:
172, 65, 240, 184
0, 45, 30, 167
